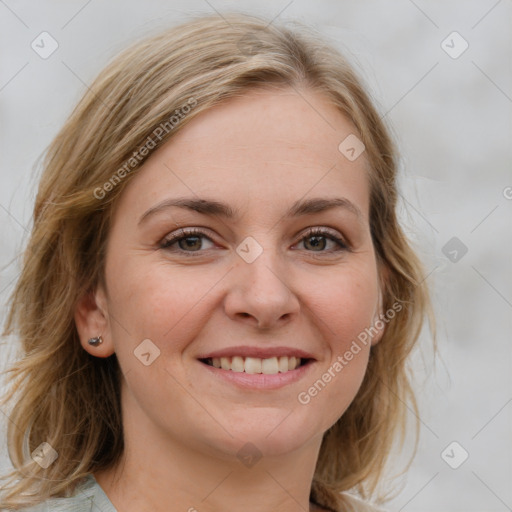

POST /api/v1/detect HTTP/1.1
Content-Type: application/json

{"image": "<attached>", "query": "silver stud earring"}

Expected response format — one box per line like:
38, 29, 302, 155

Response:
88, 336, 103, 346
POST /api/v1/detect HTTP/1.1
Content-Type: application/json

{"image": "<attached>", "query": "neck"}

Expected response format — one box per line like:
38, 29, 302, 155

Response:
94, 387, 327, 512
95, 443, 325, 512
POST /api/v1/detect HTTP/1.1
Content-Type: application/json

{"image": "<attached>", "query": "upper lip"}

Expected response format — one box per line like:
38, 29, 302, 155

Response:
197, 346, 316, 360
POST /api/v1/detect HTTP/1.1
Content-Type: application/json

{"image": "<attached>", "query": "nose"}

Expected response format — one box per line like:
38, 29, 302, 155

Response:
223, 247, 300, 330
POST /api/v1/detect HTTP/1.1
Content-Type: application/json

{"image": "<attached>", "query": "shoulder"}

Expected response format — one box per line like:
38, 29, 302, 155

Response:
15, 474, 117, 512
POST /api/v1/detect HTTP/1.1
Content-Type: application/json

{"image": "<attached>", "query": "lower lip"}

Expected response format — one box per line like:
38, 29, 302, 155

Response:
197, 360, 315, 390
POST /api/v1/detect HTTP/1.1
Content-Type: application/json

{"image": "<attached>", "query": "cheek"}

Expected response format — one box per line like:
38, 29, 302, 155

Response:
296, 265, 378, 427
104, 261, 213, 410
310, 265, 379, 351
106, 259, 220, 354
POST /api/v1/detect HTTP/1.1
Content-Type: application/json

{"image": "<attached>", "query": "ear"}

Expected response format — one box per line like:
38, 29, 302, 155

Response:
74, 285, 115, 358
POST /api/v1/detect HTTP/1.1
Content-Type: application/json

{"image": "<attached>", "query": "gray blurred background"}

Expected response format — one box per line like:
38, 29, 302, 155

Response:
1, 1, 511, 510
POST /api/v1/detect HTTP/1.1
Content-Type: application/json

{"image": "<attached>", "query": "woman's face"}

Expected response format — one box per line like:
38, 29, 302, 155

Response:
82, 87, 383, 460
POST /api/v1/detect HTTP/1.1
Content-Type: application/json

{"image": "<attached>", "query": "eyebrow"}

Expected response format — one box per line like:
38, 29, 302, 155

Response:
138, 196, 363, 225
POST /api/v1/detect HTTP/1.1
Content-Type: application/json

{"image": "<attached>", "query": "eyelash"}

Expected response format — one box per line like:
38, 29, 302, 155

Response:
159, 227, 349, 257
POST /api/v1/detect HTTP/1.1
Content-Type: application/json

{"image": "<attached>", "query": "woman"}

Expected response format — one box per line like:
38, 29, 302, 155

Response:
0, 12, 432, 512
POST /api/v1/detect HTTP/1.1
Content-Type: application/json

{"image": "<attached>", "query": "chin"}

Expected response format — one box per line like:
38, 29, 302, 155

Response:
199, 408, 324, 461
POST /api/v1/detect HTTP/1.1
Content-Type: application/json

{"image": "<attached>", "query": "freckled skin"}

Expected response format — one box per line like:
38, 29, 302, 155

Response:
76, 87, 383, 512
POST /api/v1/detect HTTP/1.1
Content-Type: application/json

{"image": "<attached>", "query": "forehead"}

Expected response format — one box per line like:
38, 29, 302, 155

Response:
116, 86, 370, 223
167, 86, 362, 171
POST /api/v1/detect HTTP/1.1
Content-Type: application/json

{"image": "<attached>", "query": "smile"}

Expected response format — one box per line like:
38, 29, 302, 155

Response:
200, 356, 309, 374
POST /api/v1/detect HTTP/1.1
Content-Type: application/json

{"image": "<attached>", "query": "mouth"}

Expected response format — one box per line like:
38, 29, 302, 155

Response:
195, 346, 316, 389
199, 355, 313, 374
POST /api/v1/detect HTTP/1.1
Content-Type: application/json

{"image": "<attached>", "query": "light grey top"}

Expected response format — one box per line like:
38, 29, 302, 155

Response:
20, 474, 117, 512
19, 474, 387, 511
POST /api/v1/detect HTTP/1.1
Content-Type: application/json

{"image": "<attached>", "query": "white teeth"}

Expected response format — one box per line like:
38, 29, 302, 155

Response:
261, 357, 279, 375
231, 356, 244, 372
244, 357, 262, 374
288, 356, 297, 371
278, 356, 289, 373
207, 355, 303, 373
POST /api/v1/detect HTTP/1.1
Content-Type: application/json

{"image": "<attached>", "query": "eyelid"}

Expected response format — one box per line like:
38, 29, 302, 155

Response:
159, 225, 350, 256
296, 226, 350, 251
159, 227, 216, 248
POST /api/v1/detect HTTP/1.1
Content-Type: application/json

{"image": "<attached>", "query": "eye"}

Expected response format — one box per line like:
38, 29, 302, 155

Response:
159, 228, 215, 255
295, 227, 349, 253
159, 226, 350, 257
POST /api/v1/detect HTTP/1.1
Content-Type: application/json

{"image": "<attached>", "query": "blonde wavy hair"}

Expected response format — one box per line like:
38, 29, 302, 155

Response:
0, 12, 433, 510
